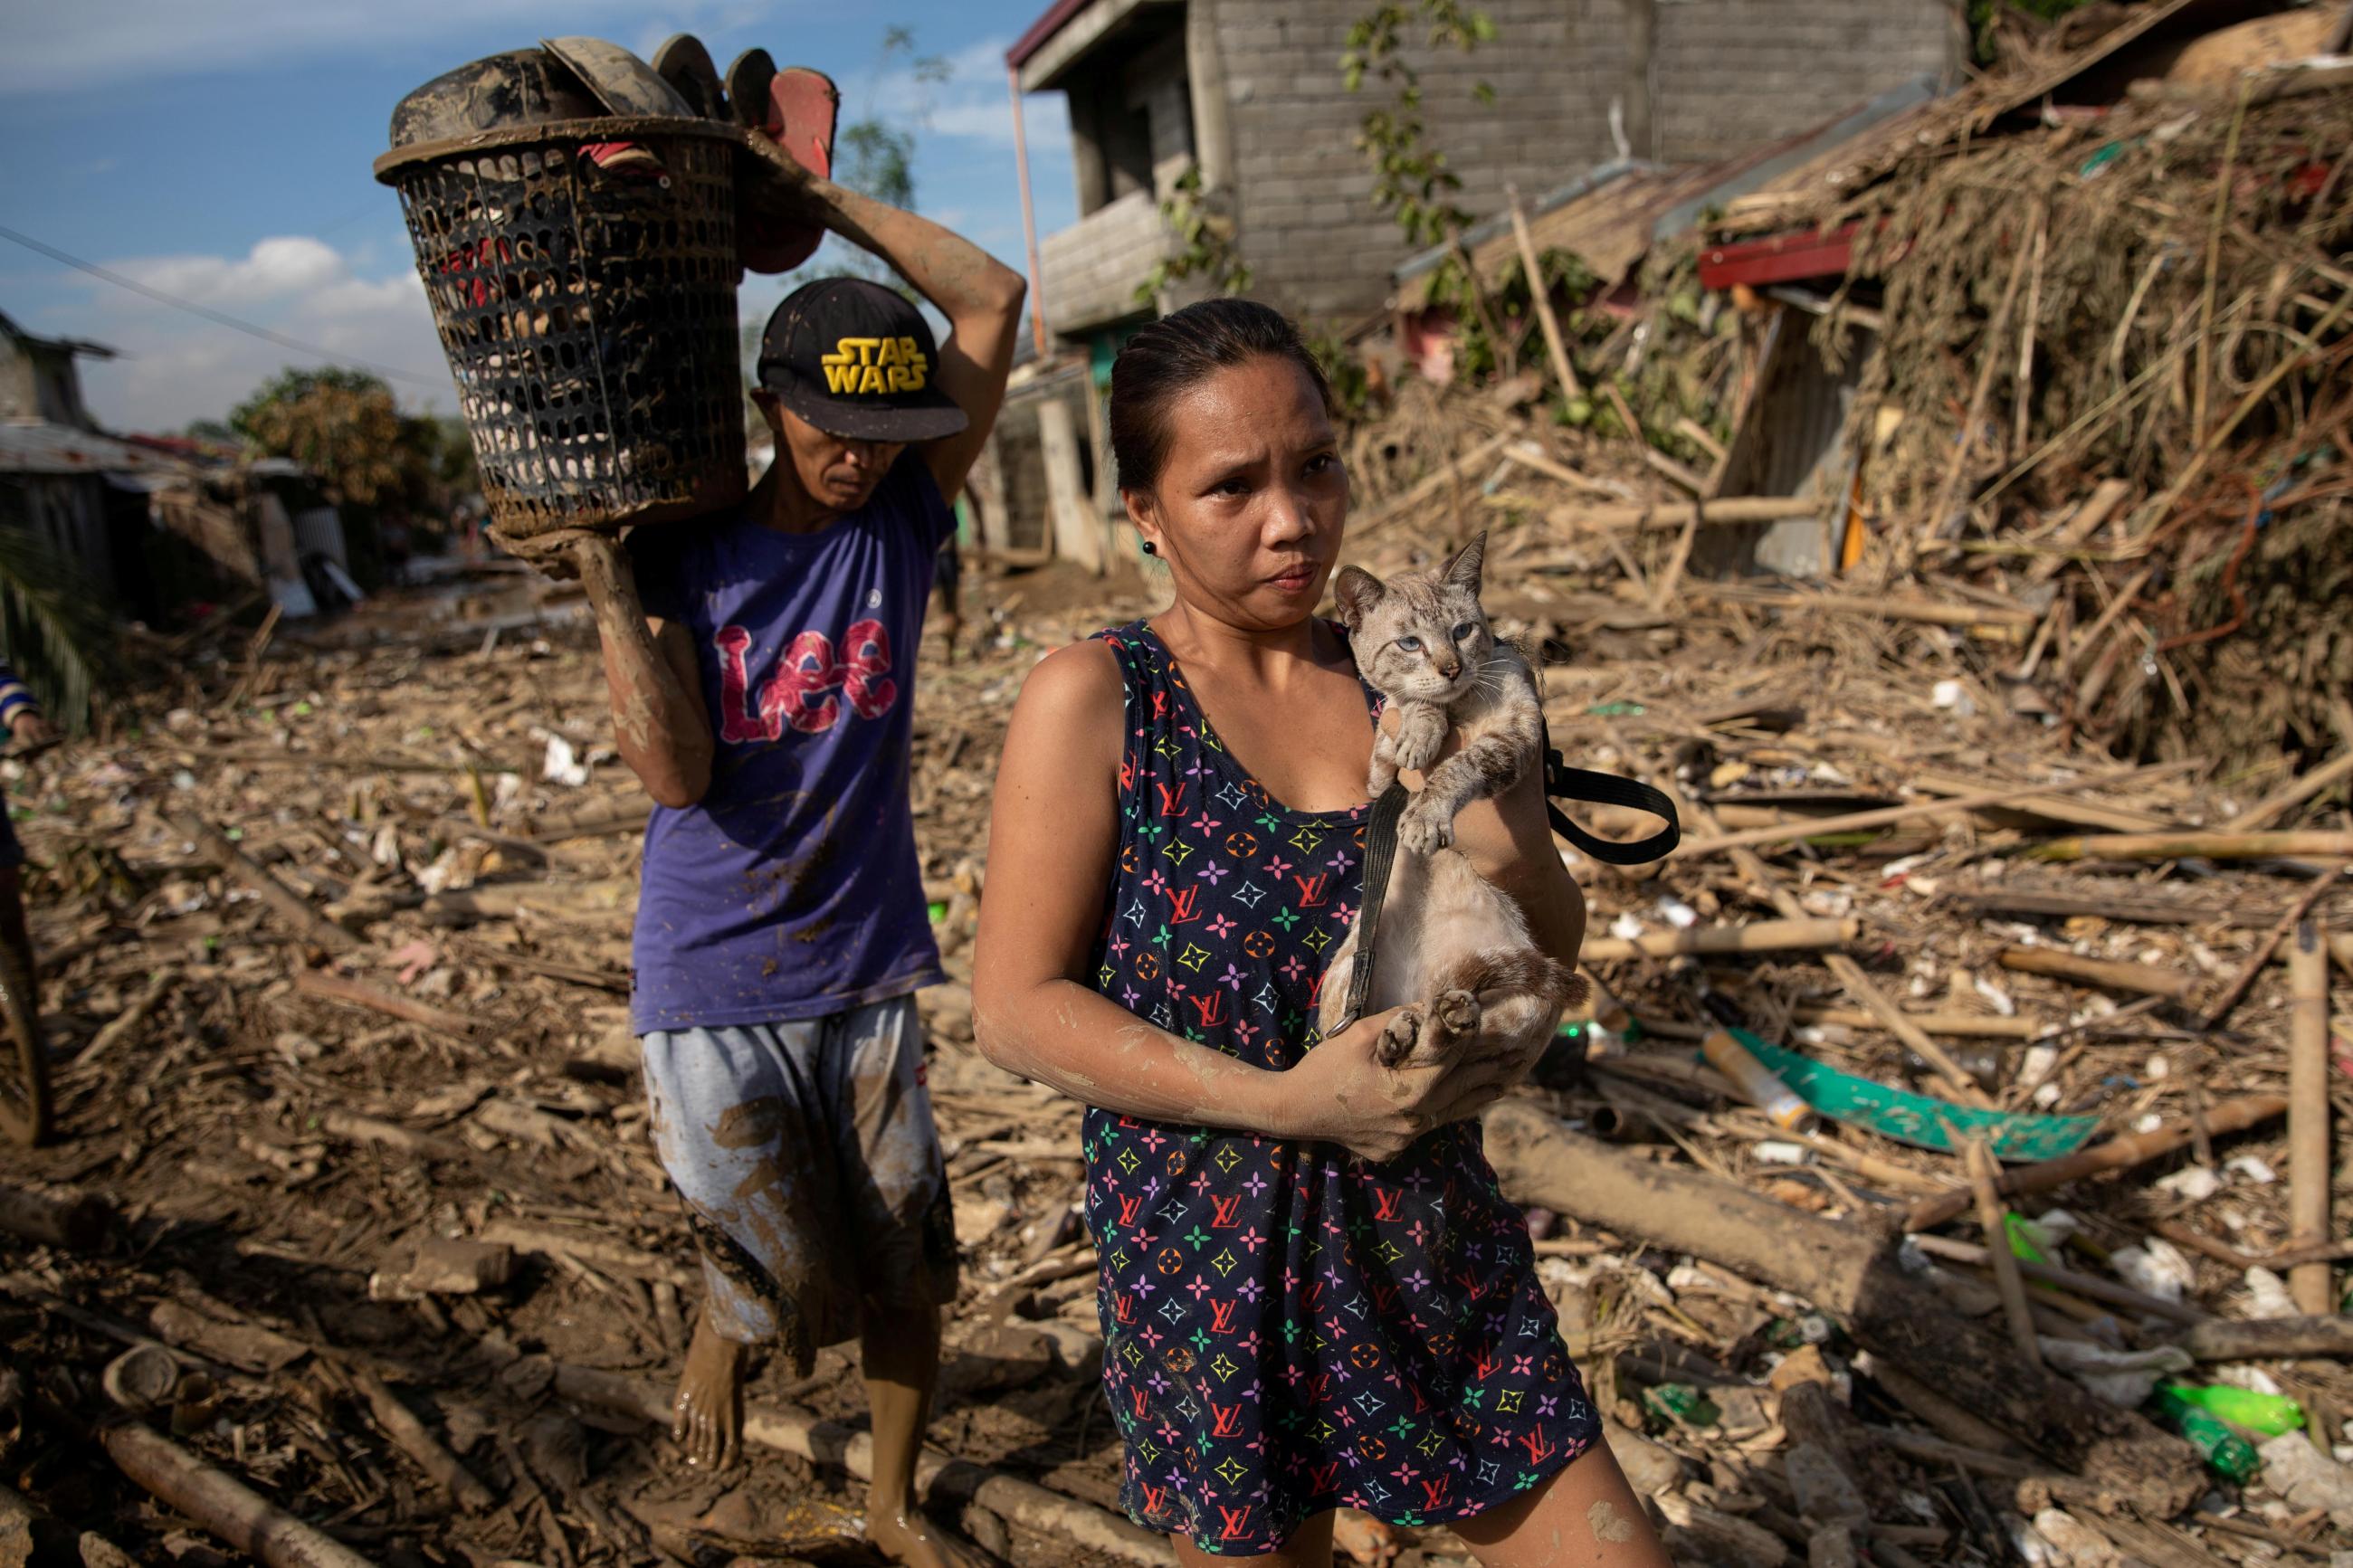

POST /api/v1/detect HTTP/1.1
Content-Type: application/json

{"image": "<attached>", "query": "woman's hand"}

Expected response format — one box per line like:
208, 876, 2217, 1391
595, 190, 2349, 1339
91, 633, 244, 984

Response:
1278, 1006, 1529, 1163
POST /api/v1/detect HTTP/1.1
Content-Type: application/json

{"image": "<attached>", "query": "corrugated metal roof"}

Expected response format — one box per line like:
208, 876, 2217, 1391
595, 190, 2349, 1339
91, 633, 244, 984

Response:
0, 420, 172, 476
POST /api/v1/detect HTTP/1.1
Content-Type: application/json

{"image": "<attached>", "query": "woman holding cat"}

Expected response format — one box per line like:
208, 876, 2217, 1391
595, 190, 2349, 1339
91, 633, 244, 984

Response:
971, 299, 1667, 1567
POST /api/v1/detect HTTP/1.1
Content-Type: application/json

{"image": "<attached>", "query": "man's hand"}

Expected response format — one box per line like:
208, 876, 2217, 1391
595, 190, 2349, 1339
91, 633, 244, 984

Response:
8, 712, 56, 747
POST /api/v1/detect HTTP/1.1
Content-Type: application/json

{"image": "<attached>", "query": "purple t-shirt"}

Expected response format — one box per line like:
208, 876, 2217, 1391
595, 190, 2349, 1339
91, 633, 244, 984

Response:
626, 452, 949, 1033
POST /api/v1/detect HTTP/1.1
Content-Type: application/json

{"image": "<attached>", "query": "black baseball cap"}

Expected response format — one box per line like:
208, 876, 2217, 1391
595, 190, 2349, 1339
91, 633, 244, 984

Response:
755, 277, 968, 442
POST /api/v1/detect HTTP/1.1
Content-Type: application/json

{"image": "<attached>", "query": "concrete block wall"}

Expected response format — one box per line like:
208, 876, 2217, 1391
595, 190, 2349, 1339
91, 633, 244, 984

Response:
1040, 184, 1176, 334
1651, 0, 1958, 162
1215, 0, 1628, 324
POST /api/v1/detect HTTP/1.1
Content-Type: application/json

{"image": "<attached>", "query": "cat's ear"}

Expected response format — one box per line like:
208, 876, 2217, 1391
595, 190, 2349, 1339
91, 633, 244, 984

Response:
1333, 565, 1385, 630
1443, 531, 1487, 596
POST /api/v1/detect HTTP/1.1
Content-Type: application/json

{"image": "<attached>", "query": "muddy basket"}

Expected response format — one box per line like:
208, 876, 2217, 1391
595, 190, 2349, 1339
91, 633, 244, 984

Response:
376, 115, 746, 546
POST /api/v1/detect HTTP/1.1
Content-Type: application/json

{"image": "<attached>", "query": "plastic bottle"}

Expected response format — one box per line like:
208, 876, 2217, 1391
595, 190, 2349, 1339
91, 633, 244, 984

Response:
2150, 1387, 2262, 1482
1702, 1030, 1816, 1133
2160, 1383, 2305, 1438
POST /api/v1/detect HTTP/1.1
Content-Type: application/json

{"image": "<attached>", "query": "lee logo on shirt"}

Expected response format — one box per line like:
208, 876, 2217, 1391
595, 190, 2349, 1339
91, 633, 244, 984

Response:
821, 336, 929, 396
713, 621, 897, 741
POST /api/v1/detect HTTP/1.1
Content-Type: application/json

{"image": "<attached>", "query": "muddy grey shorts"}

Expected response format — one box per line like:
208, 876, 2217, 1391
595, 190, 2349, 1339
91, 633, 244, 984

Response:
642, 996, 957, 1370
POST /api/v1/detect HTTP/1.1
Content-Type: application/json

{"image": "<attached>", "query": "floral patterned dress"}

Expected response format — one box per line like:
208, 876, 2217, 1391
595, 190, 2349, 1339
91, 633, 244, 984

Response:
1081, 621, 1599, 1554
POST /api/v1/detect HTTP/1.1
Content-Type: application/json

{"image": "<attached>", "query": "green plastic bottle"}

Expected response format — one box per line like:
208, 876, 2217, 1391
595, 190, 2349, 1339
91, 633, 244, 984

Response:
2161, 1383, 2304, 1437
2151, 1387, 2261, 1482
1642, 1383, 1721, 1430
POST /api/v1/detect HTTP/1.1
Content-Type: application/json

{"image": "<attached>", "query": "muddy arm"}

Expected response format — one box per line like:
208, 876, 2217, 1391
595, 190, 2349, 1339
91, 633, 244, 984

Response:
749, 134, 1025, 506
575, 536, 713, 810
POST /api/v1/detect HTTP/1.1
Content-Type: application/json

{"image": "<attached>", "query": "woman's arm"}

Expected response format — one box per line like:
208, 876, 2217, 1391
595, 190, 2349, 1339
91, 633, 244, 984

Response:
972, 643, 1519, 1162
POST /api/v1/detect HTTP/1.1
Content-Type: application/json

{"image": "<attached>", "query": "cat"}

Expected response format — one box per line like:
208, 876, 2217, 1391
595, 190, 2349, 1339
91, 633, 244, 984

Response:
1319, 533, 1586, 1069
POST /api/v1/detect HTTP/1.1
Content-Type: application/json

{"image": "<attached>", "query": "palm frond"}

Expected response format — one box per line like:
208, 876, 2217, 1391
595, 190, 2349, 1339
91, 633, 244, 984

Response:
0, 522, 116, 732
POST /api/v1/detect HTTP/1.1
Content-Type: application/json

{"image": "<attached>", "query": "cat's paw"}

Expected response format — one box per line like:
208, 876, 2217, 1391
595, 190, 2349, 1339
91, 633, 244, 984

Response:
1391, 708, 1446, 774
1398, 800, 1453, 856
1375, 1007, 1422, 1068
1431, 987, 1481, 1044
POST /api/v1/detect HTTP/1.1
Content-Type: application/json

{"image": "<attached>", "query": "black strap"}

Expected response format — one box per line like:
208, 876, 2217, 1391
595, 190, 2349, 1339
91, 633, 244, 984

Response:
1327, 729, 1679, 1036
1332, 783, 1412, 1035
1541, 730, 1681, 865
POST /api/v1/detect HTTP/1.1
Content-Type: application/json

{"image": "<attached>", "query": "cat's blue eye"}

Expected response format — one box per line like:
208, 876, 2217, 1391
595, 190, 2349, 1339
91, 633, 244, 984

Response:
1396, 635, 1423, 652
1452, 623, 1476, 641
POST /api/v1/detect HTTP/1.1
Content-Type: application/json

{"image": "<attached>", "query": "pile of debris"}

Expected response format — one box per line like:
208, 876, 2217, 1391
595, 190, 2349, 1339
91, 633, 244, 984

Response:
1368, 0, 2353, 780
0, 527, 2344, 1566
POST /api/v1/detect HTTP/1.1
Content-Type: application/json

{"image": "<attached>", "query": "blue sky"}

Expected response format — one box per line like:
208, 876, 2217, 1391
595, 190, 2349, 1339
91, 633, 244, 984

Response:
0, 0, 1075, 432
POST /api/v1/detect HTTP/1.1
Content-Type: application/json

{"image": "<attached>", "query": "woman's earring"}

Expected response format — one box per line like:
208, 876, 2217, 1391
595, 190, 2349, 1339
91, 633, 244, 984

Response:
1140, 539, 1157, 556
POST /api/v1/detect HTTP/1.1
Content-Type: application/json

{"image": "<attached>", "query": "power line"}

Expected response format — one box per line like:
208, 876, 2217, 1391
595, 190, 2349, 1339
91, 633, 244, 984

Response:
0, 221, 447, 389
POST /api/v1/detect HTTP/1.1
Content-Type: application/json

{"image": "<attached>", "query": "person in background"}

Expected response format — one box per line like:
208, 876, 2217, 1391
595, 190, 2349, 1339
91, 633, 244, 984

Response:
574, 146, 1023, 1568
0, 664, 54, 1025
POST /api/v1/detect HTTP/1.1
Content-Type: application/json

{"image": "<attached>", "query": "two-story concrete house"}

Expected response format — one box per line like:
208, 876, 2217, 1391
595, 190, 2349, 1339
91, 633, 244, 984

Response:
1012, 0, 1965, 350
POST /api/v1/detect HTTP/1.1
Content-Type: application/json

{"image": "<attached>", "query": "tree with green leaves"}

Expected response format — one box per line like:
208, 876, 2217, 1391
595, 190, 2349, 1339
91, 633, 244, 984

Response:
0, 520, 113, 734
230, 367, 424, 508
1340, 2, 1497, 249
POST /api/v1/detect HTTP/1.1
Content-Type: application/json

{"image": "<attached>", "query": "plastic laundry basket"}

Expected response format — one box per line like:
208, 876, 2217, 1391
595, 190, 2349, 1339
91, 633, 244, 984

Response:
376, 113, 747, 546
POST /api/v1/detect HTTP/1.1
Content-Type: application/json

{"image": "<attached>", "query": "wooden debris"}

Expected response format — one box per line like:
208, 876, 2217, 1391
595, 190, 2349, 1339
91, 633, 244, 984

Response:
1578, 916, 1857, 961
1996, 945, 2194, 1000
1905, 1096, 2288, 1231
0, 1180, 111, 1251
2287, 919, 2333, 1316
96, 1420, 376, 1568
552, 1364, 1176, 1566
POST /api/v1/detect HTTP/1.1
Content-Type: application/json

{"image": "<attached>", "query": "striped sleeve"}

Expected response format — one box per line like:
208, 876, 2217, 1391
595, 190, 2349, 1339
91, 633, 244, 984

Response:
0, 662, 37, 727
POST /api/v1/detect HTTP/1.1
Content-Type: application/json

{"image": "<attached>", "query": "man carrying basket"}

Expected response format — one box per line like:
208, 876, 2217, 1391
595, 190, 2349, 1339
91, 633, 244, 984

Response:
576, 142, 1023, 1568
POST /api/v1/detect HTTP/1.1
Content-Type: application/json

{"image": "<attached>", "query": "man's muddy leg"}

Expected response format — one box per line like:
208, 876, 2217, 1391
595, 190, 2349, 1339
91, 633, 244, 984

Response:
674, 1299, 751, 1469
861, 1302, 992, 1568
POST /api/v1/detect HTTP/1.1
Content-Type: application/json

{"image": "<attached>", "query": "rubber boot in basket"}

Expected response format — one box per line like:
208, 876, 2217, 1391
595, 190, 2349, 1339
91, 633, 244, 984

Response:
376, 48, 747, 556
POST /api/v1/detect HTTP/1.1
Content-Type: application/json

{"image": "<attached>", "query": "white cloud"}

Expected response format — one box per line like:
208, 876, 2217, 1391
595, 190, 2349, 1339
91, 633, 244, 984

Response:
114, 237, 349, 309
47, 236, 450, 432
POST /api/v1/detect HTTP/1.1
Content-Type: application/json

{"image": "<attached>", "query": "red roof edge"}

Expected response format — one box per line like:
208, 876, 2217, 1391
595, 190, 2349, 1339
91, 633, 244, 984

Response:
1006, 0, 1096, 71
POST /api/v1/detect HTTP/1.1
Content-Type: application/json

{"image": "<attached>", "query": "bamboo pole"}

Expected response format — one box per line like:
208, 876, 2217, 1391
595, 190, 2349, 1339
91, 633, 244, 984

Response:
1996, 946, 2195, 1000
1963, 1135, 2043, 1367
2225, 746, 2353, 832
2198, 870, 2340, 1030
1792, 1006, 2042, 1040
1907, 1096, 2289, 1232
2031, 831, 2353, 863
1919, 204, 2043, 567
1530, 495, 1825, 537
1505, 185, 1578, 397
1678, 794, 1993, 1105
1908, 1235, 2204, 1326
345, 1364, 495, 1512
1681, 765, 2176, 858
2288, 921, 2333, 1316
1579, 917, 1858, 961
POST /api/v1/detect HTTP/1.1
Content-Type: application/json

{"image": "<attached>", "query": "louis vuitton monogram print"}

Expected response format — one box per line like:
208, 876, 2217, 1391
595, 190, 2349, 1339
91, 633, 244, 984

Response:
1081, 622, 1599, 1554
